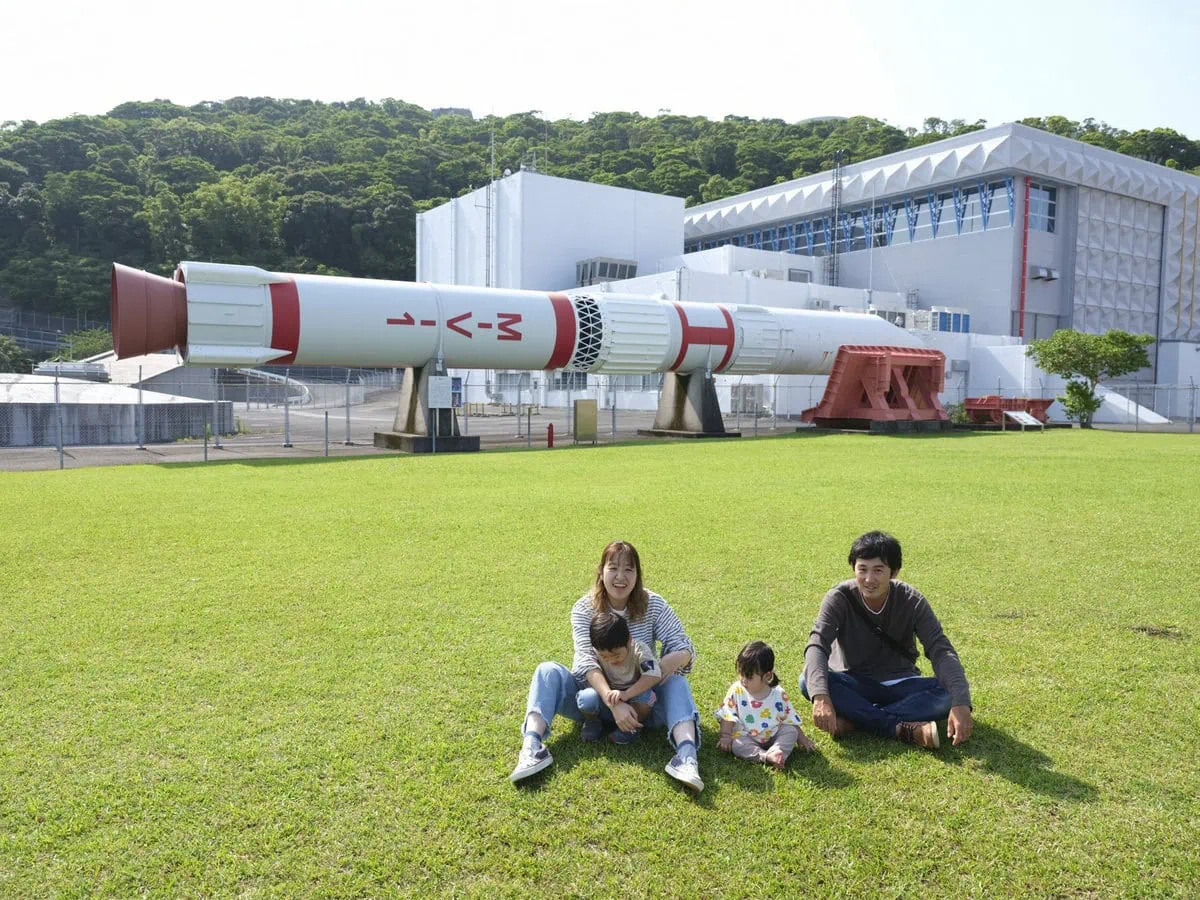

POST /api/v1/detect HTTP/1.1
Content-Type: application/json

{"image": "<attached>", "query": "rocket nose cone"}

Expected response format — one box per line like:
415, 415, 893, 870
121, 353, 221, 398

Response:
110, 264, 188, 358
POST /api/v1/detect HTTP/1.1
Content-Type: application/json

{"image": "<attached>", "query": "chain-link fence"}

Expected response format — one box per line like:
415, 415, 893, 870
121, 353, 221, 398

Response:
2, 368, 1197, 471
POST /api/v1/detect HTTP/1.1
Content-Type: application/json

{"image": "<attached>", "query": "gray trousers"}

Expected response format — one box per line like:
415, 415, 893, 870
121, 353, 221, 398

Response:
732, 724, 801, 762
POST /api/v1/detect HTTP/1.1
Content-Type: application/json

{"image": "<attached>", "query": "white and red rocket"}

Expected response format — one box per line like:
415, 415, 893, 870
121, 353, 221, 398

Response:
110, 262, 926, 374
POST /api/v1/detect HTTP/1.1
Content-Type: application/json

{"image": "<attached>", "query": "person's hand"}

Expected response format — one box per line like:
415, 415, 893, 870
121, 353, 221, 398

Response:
947, 705, 973, 745
604, 689, 622, 708
811, 694, 838, 735
716, 734, 732, 752
611, 701, 641, 733
796, 730, 818, 752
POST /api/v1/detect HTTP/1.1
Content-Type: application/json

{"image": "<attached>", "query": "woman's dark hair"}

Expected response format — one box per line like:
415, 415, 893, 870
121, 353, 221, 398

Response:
848, 531, 902, 574
736, 641, 779, 687
590, 612, 631, 652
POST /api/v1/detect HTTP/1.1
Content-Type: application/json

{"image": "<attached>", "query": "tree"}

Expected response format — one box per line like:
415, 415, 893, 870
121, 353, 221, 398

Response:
0, 334, 29, 372
61, 328, 113, 360
1025, 329, 1154, 427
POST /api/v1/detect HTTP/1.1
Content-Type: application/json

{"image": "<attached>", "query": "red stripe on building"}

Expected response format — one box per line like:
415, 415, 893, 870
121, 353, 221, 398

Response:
670, 302, 736, 371
545, 293, 576, 369
269, 279, 300, 364
1018, 176, 1031, 339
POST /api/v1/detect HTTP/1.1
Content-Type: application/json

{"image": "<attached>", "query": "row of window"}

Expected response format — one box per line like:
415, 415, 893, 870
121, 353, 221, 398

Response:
492, 372, 664, 392
685, 176, 1058, 256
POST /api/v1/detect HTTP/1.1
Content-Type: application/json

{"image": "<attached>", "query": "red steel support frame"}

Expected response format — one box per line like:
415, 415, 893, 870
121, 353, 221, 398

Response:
1018, 175, 1031, 338
800, 345, 948, 426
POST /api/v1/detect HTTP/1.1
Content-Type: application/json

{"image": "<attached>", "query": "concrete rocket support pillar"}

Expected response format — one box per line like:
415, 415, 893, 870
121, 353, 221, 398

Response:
374, 362, 481, 453
641, 372, 739, 439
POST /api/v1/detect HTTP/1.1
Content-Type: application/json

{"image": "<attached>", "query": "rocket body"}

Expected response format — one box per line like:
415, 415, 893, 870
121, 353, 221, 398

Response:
111, 261, 927, 375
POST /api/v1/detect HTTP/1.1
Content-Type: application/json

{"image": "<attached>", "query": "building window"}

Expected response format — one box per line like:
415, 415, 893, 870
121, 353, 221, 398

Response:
692, 177, 1012, 255
495, 371, 532, 392
787, 268, 811, 283
551, 371, 588, 391
1029, 183, 1057, 233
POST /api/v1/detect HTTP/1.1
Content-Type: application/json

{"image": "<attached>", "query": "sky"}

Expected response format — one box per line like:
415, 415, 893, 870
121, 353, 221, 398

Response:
5, 0, 1199, 137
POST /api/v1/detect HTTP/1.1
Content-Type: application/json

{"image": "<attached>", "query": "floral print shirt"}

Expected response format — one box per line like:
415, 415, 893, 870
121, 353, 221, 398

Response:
714, 681, 804, 741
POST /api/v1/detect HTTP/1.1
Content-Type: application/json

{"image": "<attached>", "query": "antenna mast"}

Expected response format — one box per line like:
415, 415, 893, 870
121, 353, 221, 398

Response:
823, 149, 845, 288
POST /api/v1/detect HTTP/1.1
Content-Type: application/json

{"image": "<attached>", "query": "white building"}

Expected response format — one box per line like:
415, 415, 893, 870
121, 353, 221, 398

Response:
414, 126, 1197, 422
683, 122, 1200, 387
416, 169, 683, 291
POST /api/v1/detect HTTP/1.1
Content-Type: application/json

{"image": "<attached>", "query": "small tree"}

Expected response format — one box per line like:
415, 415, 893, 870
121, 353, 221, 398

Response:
62, 328, 113, 361
1025, 329, 1154, 427
0, 334, 29, 373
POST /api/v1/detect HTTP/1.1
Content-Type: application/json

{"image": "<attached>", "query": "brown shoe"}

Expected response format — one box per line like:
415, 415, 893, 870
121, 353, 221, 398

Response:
896, 720, 940, 749
832, 716, 856, 738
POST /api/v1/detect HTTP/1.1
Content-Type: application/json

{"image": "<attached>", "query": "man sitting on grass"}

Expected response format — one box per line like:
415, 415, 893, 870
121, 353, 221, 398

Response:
800, 531, 973, 749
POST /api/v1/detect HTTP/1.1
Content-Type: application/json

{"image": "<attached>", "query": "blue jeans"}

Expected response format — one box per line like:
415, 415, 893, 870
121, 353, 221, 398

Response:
524, 661, 701, 748
799, 670, 952, 739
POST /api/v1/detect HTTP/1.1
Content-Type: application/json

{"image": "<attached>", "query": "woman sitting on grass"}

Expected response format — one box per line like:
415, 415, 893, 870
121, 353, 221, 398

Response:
509, 540, 705, 792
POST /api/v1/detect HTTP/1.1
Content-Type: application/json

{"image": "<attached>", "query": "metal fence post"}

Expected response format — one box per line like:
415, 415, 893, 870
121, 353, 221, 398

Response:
54, 370, 64, 469
203, 407, 209, 462
517, 378, 523, 437
137, 365, 145, 450
735, 375, 742, 431
463, 374, 470, 436
246, 373, 251, 412
772, 376, 779, 431
1190, 379, 1196, 434
527, 405, 532, 449
325, 411, 329, 457
344, 372, 352, 445
610, 375, 616, 438
282, 367, 293, 448
213, 393, 222, 449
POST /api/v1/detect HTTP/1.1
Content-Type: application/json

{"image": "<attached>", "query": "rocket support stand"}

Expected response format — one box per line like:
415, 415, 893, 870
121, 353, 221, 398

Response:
374, 361, 480, 453
638, 371, 739, 439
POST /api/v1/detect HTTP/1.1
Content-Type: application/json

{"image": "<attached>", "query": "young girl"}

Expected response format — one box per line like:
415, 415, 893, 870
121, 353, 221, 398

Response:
715, 641, 817, 768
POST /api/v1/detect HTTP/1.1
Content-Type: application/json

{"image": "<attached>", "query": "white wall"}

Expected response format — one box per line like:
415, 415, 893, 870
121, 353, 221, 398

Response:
835, 226, 1019, 336
519, 174, 683, 291
418, 172, 683, 293
1156, 341, 1200, 385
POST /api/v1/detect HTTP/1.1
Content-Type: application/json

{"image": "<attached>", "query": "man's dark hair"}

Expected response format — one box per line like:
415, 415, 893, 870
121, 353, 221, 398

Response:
848, 531, 903, 573
590, 612, 631, 651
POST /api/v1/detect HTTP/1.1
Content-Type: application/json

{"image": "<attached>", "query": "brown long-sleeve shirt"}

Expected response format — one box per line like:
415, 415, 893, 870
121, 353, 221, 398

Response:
803, 579, 972, 709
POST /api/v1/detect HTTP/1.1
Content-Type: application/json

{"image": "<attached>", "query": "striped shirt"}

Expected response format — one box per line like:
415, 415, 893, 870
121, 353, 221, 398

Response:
570, 591, 695, 687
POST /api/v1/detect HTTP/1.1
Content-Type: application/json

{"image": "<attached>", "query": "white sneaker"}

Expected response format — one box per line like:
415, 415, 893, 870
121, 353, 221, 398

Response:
664, 754, 704, 792
509, 744, 553, 782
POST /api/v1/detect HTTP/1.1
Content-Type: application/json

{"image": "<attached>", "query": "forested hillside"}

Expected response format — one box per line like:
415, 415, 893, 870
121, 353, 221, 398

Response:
2, 98, 1197, 320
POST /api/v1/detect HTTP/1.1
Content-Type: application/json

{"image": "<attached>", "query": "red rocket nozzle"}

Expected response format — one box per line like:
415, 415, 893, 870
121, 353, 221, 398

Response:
110, 263, 188, 359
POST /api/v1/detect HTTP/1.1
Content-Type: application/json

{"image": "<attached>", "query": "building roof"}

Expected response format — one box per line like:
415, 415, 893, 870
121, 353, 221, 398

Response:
684, 122, 1200, 237
87, 350, 185, 383
0, 374, 201, 405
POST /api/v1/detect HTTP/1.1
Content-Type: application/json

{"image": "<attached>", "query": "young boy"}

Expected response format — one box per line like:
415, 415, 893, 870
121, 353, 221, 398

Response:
579, 612, 662, 744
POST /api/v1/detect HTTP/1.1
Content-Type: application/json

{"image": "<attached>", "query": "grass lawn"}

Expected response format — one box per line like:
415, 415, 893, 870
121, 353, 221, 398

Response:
1, 430, 1198, 897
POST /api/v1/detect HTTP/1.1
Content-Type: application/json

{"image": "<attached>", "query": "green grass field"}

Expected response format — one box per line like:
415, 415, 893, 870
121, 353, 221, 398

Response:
2, 431, 1198, 897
